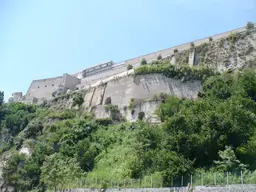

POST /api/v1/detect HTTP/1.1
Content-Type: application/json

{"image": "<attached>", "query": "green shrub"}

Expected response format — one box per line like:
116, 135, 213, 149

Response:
127, 64, 133, 70
72, 92, 84, 107
159, 92, 169, 102
95, 118, 113, 126
24, 120, 43, 139
209, 37, 213, 42
246, 21, 254, 30
135, 62, 216, 81
48, 109, 76, 120
157, 54, 162, 60
219, 39, 224, 47
128, 98, 136, 109
140, 58, 147, 65
190, 42, 195, 47
173, 48, 178, 53
104, 104, 120, 121
138, 111, 145, 120
228, 33, 239, 44
104, 104, 118, 112
104, 97, 111, 105
52, 91, 57, 98
151, 60, 160, 65
0, 91, 3, 106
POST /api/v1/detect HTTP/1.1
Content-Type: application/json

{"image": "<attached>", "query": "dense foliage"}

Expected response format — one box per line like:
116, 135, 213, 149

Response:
0, 69, 256, 191
135, 59, 217, 81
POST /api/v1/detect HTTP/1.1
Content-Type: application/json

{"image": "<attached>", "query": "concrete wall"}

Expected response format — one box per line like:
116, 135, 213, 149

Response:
58, 185, 256, 192
63, 73, 81, 90
103, 74, 200, 108
94, 101, 161, 122
90, 85, 106, 106
11, 92, 23, 102
26, 76, 63, 100
90, 74, 200, 121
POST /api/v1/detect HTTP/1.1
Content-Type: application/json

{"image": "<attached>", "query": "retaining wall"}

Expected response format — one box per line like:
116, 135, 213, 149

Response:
25, 76, 63, 100
58, 184, 256, 192
74, 26, 247, 87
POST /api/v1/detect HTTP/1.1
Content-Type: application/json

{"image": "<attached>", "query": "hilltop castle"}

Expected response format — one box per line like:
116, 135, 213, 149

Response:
9, 25, 255, 105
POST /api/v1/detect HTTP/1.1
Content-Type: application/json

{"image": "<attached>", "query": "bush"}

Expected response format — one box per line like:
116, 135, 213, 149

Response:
246, 21, 254, 30
219, 39, 224, 47
138, 111, 145, 120
128, 98, 136, 109
157, 54, 162, 60
159, 92, 169, 102
0, 91, 3, 106
104, 104, 120, 121
24, 120, 44, 139
173, 48, 178, 53
190, 42, 195, 47
48, 109, 76, 120
135, 62, 216, 81
104, 104, 118, 112
227, 33, 239, 44
209, 37, 213, 42
140, 58, 147, 65
95, 118, 113, 126
104, 97, 111, 105
127, 64, 133, 70
72, 93, 84, 107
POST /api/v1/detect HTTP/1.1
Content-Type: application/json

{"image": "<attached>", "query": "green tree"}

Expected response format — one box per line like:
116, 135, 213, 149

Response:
157, 54, 162, 60
140, 58, 147, 65
2, 153, 29, 191
75, 139, 98, 171
246, 21, 254, 30
40, 153, 84, 191
127, 64, 133, 70
214, 146, 247, 172
24, 120, 44, 139
72, 93, 84, 107
0, 91, 4, 106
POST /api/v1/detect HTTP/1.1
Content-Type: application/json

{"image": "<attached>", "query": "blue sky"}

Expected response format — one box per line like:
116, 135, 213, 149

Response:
0, 0, 255, 100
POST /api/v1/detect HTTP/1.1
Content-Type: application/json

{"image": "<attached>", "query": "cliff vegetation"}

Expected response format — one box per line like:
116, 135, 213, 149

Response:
0, 68, 256, 191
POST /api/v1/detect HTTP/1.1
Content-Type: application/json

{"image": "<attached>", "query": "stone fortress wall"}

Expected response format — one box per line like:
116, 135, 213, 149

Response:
10, 24, 255, 105
73, 26, 248, 89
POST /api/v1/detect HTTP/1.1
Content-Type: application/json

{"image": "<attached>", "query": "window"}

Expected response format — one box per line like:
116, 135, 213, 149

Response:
52, 84, 54, 86
45, 85, 47, 87
38, 86, 40, 88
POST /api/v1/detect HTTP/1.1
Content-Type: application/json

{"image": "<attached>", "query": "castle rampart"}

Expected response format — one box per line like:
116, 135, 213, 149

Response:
10, 24, 256, 103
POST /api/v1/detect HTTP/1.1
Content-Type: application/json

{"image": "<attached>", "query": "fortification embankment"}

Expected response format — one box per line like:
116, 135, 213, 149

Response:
26, 76, 63, 100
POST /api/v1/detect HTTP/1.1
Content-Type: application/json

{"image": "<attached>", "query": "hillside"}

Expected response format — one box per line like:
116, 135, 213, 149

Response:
0, 61, 256, 191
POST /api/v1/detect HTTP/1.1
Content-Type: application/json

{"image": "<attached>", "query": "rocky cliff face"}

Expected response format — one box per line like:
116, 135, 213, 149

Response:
174, 29, 256, 71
